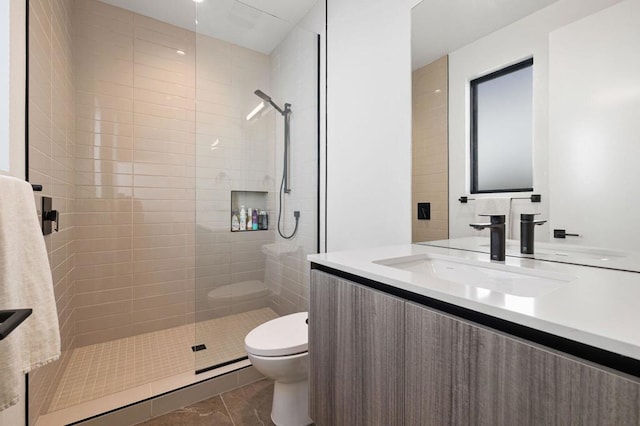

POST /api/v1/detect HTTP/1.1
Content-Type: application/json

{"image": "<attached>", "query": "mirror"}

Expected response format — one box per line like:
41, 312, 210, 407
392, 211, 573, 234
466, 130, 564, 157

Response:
471, 59, 534, 193
411, 0, 640, 272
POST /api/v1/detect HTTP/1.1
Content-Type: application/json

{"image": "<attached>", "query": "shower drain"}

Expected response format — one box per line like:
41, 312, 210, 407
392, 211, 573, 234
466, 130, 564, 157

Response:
191, 344, 207, 352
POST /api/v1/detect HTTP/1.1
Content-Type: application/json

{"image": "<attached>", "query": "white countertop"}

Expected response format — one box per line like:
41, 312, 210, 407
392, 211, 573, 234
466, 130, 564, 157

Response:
308, 243, 640, 361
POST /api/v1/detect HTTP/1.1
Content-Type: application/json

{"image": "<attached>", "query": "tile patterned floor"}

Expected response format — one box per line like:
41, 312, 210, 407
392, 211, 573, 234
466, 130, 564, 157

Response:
47, 308, 278, 413
194, 309, 278, 372
136, 379, 276, 426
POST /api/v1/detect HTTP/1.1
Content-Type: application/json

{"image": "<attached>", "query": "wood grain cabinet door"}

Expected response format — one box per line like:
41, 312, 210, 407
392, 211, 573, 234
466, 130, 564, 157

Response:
405, 302, 640, 426
309, 270, 405, 426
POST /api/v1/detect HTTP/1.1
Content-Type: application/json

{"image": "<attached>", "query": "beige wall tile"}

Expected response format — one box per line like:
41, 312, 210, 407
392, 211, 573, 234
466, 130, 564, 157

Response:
74, 224, 133, 239
75, 275, 133, 294
75, 300, 132, 321
133, 302, 187, 323
131, 281, 187, 299
73, 262, 133, 281
75, 117, 134, 137
75, 312, 133, 334
28, 0, 76, 423
74, 325, 137, 348
134, 75, 195, 99
75, 172, 133, 188
133, 269, 188, 286
412, 56, 449, 243
73, 287, 132, 307
132, 316, 186, 335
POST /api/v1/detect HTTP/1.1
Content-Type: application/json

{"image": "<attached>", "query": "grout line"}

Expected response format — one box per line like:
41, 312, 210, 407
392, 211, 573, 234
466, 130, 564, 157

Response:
219, 393, 236, 426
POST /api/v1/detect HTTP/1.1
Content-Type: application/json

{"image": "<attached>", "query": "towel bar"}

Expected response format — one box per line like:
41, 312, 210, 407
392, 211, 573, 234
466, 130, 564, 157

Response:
0, 309, 33, 341
459, 194, 541, 203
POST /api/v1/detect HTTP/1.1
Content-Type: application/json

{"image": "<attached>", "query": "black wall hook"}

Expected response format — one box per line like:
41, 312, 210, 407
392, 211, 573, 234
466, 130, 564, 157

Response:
41, 196, 59, 235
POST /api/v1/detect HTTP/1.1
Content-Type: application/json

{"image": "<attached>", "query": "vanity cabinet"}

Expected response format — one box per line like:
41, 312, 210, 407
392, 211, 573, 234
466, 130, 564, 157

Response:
310, 269, 640, 426
405, 302, 640, 426
309, 270, 405, 425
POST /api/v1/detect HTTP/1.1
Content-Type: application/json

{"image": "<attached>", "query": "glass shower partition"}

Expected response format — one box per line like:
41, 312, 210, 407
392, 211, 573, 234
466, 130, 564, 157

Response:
193, 1, 320, 373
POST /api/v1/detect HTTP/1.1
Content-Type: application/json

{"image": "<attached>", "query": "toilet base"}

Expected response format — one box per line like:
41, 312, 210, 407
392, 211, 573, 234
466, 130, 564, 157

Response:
271, 380, 312, 426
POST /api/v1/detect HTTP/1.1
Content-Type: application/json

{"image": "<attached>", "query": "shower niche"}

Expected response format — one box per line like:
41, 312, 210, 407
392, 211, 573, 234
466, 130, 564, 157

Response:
230, 191, 269, 232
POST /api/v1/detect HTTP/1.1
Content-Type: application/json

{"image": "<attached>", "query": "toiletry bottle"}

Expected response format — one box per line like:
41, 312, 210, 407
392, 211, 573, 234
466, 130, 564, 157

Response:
252, 209, 258, 230
262, 210, 268, 230
239, 206, 247, 231
258, 210, 265, 230
247, 208, 253, 230
231, 211, 240, 231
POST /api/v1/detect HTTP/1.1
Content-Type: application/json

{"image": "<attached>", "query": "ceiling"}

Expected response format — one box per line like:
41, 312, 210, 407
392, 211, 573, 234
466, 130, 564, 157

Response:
99, 0, 317, 54
412, 0, 559, 70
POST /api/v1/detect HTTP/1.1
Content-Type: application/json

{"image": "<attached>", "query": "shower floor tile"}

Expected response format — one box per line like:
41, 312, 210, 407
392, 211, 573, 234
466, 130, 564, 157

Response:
47, 308, 278, 413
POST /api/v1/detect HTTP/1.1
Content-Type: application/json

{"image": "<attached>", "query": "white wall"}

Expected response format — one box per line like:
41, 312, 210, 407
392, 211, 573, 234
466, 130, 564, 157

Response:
0, 0, 8, 173
549, 0, 640, 250
326, 0, 414, 251
0, 1, 26, 178
448, 0, 620, 242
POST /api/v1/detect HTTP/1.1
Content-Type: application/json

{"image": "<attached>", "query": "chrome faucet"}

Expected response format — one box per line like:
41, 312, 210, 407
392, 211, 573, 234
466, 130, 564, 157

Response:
470, 214, 506, 261
520, 214, 546, 254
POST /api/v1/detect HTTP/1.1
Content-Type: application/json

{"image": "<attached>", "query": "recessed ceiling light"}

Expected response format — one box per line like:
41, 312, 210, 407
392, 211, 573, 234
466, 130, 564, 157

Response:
193, 0, 204, 3
176, 50, 186, 56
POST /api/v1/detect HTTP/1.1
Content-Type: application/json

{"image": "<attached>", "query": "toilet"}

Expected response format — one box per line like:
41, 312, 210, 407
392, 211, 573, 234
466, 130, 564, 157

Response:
244, 312, 312, 426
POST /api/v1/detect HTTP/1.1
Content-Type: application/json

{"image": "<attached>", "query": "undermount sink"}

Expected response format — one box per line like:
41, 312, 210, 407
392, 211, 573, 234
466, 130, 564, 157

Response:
374, 254, 575, 298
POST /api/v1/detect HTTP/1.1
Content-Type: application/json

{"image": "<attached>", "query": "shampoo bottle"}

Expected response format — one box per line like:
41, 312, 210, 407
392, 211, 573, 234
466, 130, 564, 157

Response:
239, 206, 247, 231
247, 208, 253, 230
258, 210, 265, 230
252, 209, 258, 230
231, 211, 240, 231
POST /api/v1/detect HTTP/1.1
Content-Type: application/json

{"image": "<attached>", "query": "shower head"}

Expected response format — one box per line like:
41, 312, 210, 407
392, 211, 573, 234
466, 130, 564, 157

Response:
254, 90, 272, 103
254, 89, 285, 115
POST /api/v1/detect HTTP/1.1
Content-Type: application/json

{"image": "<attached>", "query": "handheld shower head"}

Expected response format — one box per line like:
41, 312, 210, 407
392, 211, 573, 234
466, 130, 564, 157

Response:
253, 89, 285, 115
254, 90, 272, 103
252, 89, 296, 238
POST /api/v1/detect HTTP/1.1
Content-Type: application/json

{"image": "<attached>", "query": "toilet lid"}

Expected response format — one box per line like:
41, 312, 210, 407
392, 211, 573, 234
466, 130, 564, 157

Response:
244, 312, 308, 357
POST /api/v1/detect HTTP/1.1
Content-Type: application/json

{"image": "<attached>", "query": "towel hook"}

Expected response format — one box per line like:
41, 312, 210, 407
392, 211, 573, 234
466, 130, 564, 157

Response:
41, 197, 59, 235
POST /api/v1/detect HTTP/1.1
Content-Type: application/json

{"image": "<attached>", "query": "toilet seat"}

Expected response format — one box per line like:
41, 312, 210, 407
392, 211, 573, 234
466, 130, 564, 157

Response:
245, 312, 308, 357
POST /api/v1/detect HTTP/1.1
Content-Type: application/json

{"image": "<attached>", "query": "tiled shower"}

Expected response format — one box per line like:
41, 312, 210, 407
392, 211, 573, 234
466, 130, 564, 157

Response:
27, 0, 319, 423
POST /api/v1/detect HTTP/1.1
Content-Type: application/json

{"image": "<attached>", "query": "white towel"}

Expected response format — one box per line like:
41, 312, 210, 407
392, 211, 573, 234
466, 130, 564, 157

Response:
0, 175, 60, 411
475, 197, 512, 239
